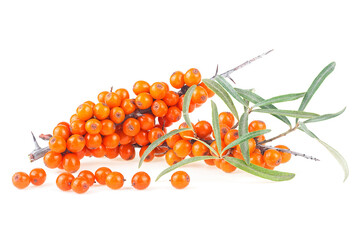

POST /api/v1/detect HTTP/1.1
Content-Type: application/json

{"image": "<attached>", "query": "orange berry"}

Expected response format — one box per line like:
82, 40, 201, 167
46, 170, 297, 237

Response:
219, 112, 235, 128
105, 172, 125, 190
131, 171, 151, 190
204, 159, 215, 166
105, 147, 120, 159
220, 160, 236, 173
212, 124, 231, 140
248, 120, 266, 132
163, 91, 180, 106
98, 91, 109, 103
255, 135, 266, 144
57, 121, 70, 129
165, 131, 182, 149
99, 119, 116, 136
150, 82, 168, 99
67, 134, 86, 153
210, 141, 228, 157
250, 152, 265, 167
95, 167, 112, 185
275, 145, 291, 163
263, 149, 282, 167
56, 172, 75, 191
148, 127, 165, 143
85, 118, 102, 134
84, 101, 95, 109
93, 102, 110, 120
199, 82, 215, 98
63, 153, 80, 173
232, 138, 256, 159
135, 92, 153, 109
173, 140, 192, 158
85, 133, 102, 149
158, 116, 173, 128
49, 136, 66, 153
123, 118, 141, 136
151, 100, 168, 117
165, 106, 182, 122
119, 144, 136, 160
43, 151, 62, 169
194, 120, 213, 139
133, 80, 150, 95
177, 95, 195, 113
76, 103, 93, 121
29, 168, 46, 186
53, 125, 70, 140
178, 122, 195, 140
192, 141, 210, 157
116, 128, 133, 145
90, 144, 106, 158
170, 71, 185, 89
184, 68, 201, 86
134, 130, 150, 146
214, 158, 222, 169
223, 129, 239, 146
191, 86, 208, 104
70, 114, 80, 123
70, 119, 86, 135
103, 133, 120, 149
139, 145, 155, 162
120, 98, 137, 115
138, 113, 155, 131
12, 172, 30, 189
78, 170, 95, 186
110, 107, 125, 124
170, 171, 190, 189
165, 149, 182, 166
115, 88, 130, 101
71, 177, 90, 194
105, 92, 121, 109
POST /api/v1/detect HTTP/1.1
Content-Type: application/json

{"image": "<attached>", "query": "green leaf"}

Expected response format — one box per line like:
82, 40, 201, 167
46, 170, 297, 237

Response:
138, 128, 191, 168
299, 122, 349, 182
235, 88, 292, 127
222, 129, 271, 153
304, 107, 346, 124
182, 85, 196, 130
252, 109, 319, 118
253, 92, 305, 108
203, 79, 239, 120
182, 136, 218, 157
211, 101, 222, 156
223, 157, 295, 181
156, 156, 216, 181
297, 62, 336, 122
214, 75, 249, 108
239, 111, 250, 164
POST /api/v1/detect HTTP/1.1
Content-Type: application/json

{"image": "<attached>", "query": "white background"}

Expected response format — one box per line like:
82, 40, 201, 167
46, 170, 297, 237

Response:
1, 1, 359, 239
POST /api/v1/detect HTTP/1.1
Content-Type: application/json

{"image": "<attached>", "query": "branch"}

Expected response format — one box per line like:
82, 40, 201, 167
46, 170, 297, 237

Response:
257, 144, 320, 161
259, 123, 299, 145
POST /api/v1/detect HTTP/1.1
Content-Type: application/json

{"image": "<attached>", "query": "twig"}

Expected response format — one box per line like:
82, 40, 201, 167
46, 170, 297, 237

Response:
257, 144, 320, 161
259, 123, 299, 145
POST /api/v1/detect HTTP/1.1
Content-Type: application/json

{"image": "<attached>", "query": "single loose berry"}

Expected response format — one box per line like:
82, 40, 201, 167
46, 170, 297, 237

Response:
95, 167, 112, 185
56, 172, 75, 191
78, 170, 95, 186
12, 172, 30, 189
184, 68, 201, 86
106, 172, 125, 190
170, 71, 185, 89
132, 171, 151, 190
170, 171, 190, 189
71, 177, 90, 194
29, 168, 46, 186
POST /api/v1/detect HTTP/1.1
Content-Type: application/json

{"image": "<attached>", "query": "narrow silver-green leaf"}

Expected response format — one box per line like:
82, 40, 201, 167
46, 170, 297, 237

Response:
182, 85, 196, 130
235, 88, 292, 127
297, 62, 336, 122
183, 136, 218, 157
214, 75, 248, 107
304, 107, 346, 123
299, 122, 349, 181
156, 156, 215, 181
224, 157, 295, 181
222, 129, 271, 153
252, 109, 319, 118
211, 100, 222, 156
239, 111, 250, 164
138, 128, 191, 168
253, 92, 305, 108
203, 79, 239, 120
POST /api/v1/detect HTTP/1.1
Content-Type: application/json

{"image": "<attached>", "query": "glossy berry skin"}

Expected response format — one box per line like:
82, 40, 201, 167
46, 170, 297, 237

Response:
165, 149, 183, 166
105, 92, 121, 109
138, 113, 156, 131
103, 133, 120, 149
165, 132, 182, 149
100, 119, 116, 136
71, 177, 90, 194
199, 82, 215, 98
263, 149, 282, 167
56, 172, 75, 191
78, 170, 95, 186
223, 129, 239, 146
117, 128, 133, 145
219, 112, 235, 128
121, 99, 137, 115
192, 141, 209, 157
204, 159, 215, 166
49, 136, 67, 153
98, 91, 109, 103
115, 88, 130, 101
53, 125, 70, 140
67, 134, 86, 153
163, 91, 180, 106
135, 92, 153, 109
220, 160, 236, 173
29, 168, 46, 186
248, 120, 266, 133
106, 172, 125, 190
93, 103, 110, 120
173, 140, 192, 158
150, 82, 168, 99
148, 127, 165, 143
165, 106, 182, 122
12, 172, 30, 189
105, 146, 120, 159
132, 172, 151, 190
70, 120, 86, 135
43, 151, 62, 169
90, 144, 106, 158
85, 118, 102, 134
151, 100, 168, 117
123, 118, 141, 137
275, 145, 291, 163
119, 144, 136, 160
170, 171, 190, 189
133, 80, 150, 95
194, 121, 213, 139
95, 167, 112, 185
184, 68, 201, 86
85, 133, 102, 149
250, 152, 265, 167
135, 130, 150, 146
63, 153, 80, 173
110, 107, 125, 124
191, 86, 208, 104
170, 71, 185, 89
76, 103, 93, 121
178, 122, 195, 140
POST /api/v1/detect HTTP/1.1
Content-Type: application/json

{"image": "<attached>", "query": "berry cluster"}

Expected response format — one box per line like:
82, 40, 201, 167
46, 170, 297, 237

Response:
44, 68, 214, 173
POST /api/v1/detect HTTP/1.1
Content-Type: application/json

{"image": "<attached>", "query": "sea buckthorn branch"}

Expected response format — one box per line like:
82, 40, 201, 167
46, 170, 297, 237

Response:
258, 122, 299, 145
256, 144, 320, 161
